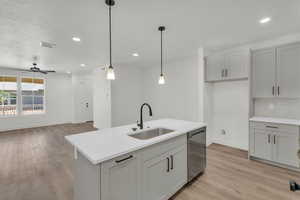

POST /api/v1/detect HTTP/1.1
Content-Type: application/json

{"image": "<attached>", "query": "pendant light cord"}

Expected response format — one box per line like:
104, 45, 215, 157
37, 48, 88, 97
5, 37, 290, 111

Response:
109, 5, 112, 67
160, 30, 163, 75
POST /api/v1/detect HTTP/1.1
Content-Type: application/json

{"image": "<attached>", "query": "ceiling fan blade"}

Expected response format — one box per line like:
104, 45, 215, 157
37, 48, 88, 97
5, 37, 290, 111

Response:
39, 70, 48, 74
45, 70, 56, 73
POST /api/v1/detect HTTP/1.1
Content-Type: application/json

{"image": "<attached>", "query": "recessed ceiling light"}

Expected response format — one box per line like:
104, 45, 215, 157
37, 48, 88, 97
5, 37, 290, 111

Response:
132, 53, 139, 57
260, 17, 271, 24
66, 71, 71, 74
72, 36, 81, 42
80, 64, 86, 67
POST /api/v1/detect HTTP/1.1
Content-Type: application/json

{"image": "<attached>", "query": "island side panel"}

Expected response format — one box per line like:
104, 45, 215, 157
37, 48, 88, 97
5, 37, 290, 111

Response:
74, 152, 101, 200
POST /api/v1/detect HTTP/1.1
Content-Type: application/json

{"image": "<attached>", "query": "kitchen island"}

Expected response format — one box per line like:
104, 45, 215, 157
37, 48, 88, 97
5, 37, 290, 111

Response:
65, 118, 206, 200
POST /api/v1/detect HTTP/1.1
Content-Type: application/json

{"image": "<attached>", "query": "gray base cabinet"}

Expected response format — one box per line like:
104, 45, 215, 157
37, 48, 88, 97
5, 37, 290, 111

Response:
141, 144, 187, 200
74, 135, 188, 200
250, 122, 299, 168
101, 153, 140, 200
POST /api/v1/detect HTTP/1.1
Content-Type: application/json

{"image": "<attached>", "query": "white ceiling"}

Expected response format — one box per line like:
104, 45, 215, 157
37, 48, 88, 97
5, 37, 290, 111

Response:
1, 0, 300, 72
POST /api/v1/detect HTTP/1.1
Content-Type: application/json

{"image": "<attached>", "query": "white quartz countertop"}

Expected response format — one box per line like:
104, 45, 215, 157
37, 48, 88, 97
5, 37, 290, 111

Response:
249, 116, 300, 126
65, 119, 206, 165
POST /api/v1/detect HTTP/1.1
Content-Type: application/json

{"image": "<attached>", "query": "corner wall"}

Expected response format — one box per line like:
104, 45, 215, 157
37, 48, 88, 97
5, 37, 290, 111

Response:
0, 70, 73, 132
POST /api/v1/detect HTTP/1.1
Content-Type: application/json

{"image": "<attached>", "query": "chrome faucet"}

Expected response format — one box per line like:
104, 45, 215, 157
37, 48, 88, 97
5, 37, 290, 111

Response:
137, 103, 153, 129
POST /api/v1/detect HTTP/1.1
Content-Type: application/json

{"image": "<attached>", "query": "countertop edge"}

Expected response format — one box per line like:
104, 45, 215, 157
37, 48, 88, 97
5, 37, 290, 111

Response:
249, 117, 300, 126
66, 123, 206, 165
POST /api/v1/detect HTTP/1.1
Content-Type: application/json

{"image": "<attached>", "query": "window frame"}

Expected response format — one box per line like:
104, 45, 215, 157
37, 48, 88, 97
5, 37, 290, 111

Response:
20, 76, 46, 116
0, 75, 18, 118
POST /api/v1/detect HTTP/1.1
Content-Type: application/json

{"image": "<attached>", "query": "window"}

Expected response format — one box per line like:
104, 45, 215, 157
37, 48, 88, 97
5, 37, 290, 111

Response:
21, 77, 45, 115
0, 76, 17, 116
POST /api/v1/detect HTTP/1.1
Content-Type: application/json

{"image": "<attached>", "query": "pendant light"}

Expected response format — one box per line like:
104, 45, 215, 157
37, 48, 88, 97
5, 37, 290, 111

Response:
106, 0, 115, 80
158, 26, 166, 85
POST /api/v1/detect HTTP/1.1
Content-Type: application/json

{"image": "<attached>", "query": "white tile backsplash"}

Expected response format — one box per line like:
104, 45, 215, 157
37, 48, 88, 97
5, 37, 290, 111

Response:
254, 98, 300, 119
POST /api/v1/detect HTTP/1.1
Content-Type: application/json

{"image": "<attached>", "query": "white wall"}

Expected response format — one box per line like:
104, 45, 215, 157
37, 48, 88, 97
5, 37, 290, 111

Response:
211, 81, 249, 150
93, 68, 111, 130
111, 66, 143, 126
0, 70, 73, 132
142, 56, 200, 122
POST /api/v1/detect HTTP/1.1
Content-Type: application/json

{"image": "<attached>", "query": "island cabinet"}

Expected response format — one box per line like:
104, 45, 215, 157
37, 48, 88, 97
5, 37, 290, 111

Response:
97, 134, 187, 200
101, 152, 140, 200
140, 137, 187, 200
249, 122, 300, 168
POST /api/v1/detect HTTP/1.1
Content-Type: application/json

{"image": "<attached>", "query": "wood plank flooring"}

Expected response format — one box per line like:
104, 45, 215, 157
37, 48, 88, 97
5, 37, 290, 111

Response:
0, 123, 300, 200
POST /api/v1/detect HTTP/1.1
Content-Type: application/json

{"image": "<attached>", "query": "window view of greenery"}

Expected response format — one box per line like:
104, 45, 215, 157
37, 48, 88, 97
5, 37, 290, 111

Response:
21, 78, 45, 114
0, 76, 17, 116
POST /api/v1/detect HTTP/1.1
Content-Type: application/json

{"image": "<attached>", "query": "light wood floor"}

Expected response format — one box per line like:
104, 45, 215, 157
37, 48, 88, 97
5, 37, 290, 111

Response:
1, 123, 300, 200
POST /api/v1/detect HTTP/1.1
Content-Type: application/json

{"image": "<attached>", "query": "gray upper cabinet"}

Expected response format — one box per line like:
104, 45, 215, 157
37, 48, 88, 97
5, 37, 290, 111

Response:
252, 42, 300, 98
277, 43, 300, 98
225, 51, 249, 79
205, 50, 249, 82
205, 54, 224, 81
252, 48, 276, 98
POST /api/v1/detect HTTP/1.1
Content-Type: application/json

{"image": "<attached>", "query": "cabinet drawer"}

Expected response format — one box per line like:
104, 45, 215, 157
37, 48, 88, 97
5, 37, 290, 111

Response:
250, 121, 299, 133
141, 135, 186, 162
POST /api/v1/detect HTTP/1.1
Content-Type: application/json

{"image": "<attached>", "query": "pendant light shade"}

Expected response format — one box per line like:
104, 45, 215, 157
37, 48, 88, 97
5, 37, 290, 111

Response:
106, 0, 116, 80
107, 66, 115, 80
158, 74, 165, 85
158, 26, 166, 85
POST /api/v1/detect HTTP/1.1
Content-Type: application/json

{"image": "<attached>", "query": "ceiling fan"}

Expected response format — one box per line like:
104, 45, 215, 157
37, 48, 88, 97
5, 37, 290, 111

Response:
23, 62, 56, 74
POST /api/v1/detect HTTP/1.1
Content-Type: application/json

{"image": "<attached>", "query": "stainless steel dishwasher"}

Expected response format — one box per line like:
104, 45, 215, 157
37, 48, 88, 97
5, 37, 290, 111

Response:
187, 127, 206, 182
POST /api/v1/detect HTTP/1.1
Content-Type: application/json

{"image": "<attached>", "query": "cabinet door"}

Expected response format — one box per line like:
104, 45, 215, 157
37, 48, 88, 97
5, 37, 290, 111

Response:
252, 48, 276, 98
206, 54, 224, 81
168, 145, 187, 196
141, 152, 170, 200
101, 154, 139, 200
273, 132, 299, 167
252, 129, 272, 161
225, 51, 249, 79
277, 43, 300, 98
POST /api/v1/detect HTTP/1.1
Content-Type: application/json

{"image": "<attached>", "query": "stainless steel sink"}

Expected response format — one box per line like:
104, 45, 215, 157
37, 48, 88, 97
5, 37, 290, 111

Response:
129, 128, 174, 140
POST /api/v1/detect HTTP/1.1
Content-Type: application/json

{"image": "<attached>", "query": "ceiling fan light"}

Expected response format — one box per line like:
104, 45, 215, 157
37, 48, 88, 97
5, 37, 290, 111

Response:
106, 66, 115, 80
158, 74, 165, 85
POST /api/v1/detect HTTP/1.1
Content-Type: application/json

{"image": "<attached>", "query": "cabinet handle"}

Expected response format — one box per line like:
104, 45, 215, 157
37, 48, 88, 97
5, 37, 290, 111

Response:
272, 86, 275, 96
166, 157, 170, 172
266, 126, 278, 129
278, 86, 280, 96
268, 134, 270, 143
170, 155, 174, 170
274, 135, 276, 144
115, 155, 133, 164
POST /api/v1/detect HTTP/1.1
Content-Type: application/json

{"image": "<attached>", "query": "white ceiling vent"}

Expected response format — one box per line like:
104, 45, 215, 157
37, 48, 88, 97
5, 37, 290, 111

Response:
40, 41, 56, 48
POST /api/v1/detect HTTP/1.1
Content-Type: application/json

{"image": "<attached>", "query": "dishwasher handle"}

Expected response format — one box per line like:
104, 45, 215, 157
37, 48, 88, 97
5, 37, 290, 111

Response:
188, 128, 206, 138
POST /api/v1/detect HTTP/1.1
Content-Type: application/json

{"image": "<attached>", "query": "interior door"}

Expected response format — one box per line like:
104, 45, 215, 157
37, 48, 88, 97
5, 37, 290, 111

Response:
253, 129, 272, 161
252, 48, 276, 98
273, 132, 299, 167
141, 152, 170, 200
76, 78, 93, 122
277, 43, 300, 98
